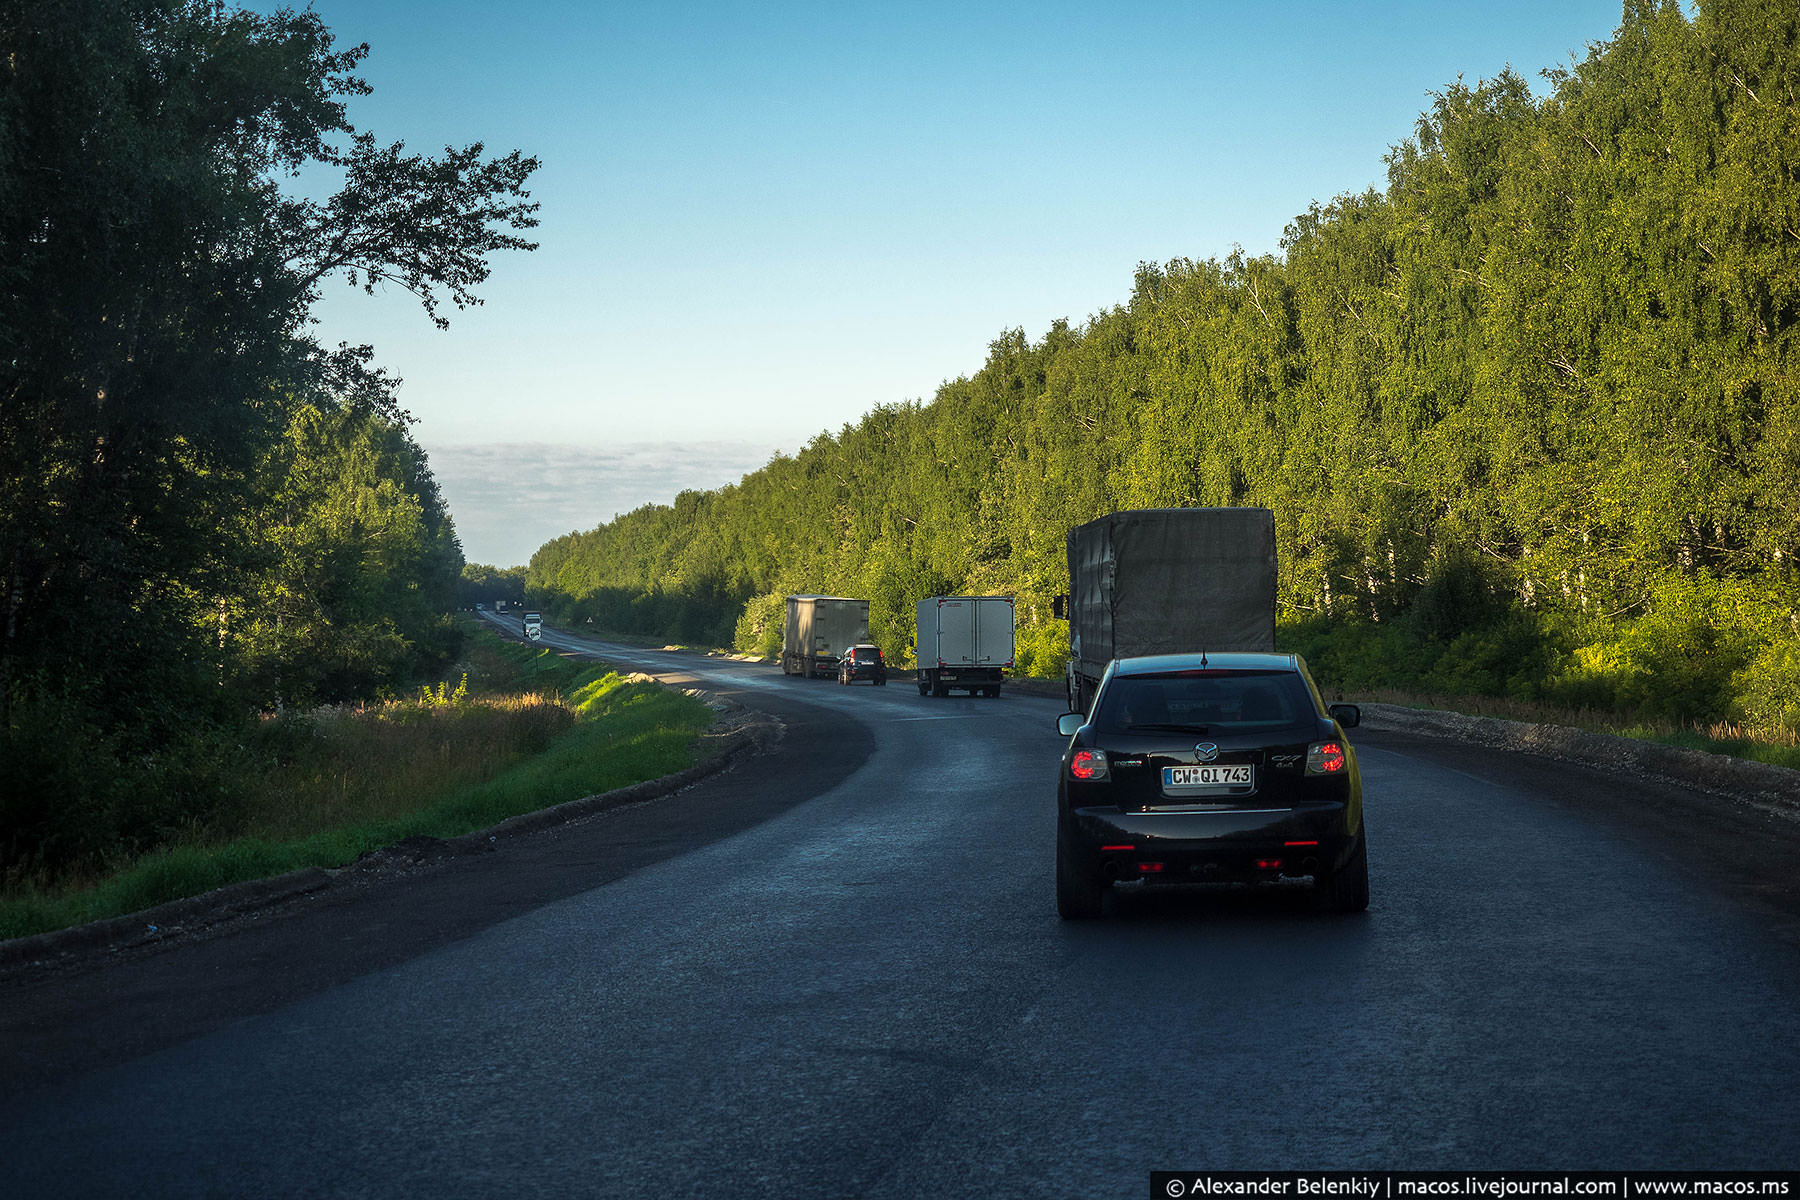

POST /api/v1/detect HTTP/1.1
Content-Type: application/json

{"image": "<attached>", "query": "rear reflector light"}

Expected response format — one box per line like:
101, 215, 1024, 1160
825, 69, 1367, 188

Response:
1255, 859, 1282, 870
1284, 840, 1319, 847
1138, 862, 1164, 874
1101, 844, 1135, 852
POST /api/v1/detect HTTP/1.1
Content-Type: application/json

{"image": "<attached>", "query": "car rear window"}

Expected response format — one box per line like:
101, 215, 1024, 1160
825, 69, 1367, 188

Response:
1092, 671, 1317, 734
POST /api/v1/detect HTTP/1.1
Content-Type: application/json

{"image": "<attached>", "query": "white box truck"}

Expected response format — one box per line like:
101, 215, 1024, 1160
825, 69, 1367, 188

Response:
915, 595, 1015, 697
783, 595, 870, 678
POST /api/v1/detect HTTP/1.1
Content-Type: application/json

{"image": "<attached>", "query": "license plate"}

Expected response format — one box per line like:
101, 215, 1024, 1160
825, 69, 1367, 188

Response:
1163, 764, 1255, 789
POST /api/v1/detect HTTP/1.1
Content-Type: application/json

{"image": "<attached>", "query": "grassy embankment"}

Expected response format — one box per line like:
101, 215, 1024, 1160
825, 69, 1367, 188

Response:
584, 611, 1800, 773
1326, 687, 1800, 770
0, 628, 714, 940
1283, 618, 1800, 772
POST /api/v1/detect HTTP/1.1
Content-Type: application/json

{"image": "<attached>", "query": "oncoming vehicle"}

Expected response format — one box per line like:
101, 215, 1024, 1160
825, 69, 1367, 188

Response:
1053, 652, 1367, 919
837, 644, 887, 686
522, 611, 543, 641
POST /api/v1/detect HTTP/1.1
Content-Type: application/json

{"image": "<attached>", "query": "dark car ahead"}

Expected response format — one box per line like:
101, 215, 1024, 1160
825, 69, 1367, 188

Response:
1054, 652, 1367, 919
837, 643, 888, 686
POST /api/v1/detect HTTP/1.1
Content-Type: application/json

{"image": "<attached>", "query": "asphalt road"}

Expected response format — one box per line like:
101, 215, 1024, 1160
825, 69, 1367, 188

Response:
3, 619, 1798, 1196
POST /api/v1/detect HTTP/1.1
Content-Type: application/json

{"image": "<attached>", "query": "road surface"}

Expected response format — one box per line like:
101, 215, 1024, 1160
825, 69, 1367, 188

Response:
2, 619, 1797, 1196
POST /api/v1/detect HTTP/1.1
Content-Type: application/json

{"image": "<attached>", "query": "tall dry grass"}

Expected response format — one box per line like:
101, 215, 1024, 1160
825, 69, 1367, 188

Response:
245, 693, 575, 841
0, 630, 713, 940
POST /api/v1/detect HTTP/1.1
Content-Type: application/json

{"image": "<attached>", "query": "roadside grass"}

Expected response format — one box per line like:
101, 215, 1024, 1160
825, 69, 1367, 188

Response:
1342, 688, 1800, 771
0, 630, 714, 941
938, 663, 1800, 772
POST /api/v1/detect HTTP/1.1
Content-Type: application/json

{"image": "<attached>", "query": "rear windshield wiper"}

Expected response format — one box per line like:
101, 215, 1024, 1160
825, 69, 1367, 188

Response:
1126, 723, 1212, 734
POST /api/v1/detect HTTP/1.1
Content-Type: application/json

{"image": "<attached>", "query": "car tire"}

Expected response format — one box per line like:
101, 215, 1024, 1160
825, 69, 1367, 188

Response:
1056, 828, 1105, 920
918, 677, 929, 696
1318, 831, 1370, 913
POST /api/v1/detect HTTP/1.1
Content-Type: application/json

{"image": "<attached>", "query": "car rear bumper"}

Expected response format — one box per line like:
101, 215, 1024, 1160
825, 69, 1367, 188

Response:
1064, 804, 1357, 883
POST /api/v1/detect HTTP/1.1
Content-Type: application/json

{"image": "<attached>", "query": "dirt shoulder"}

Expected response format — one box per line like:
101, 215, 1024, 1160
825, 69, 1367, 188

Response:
0, 685, 866, 1092
1353, 707, 1800, 956
1359, 701, 1800, 820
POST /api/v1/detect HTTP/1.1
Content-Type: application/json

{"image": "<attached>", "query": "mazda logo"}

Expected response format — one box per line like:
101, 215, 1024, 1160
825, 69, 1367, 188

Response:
1195, 742, 1219, 762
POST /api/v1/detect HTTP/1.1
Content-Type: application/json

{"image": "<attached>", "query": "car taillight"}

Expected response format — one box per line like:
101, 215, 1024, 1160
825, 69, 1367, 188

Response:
1306, 741, 1346, 775
1069, 748, 1109, 781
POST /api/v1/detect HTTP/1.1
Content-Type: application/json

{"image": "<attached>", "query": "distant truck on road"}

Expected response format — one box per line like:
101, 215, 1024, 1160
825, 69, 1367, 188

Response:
916, 595, 1014, 697
783, 595, 870, 679
1054, 507, 1277, 715
522, 611, 543, 641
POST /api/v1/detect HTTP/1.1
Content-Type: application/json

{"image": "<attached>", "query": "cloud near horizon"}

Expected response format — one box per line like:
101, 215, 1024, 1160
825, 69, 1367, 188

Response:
423, 440, 787, 569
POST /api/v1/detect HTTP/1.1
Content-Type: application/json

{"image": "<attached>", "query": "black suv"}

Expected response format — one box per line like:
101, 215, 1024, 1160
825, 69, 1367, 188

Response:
1054, 652, 1367, 918
837, 644, 887, 685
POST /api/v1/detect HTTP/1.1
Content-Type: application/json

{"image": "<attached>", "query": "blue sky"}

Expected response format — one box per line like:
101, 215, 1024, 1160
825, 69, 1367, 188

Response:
274, 0, 1630, 565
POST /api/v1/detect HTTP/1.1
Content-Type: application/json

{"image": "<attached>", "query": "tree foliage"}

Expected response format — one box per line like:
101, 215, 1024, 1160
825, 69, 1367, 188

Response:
233, 393, 463, 709
529, 0, 1800, 730
0, 1, 538, 879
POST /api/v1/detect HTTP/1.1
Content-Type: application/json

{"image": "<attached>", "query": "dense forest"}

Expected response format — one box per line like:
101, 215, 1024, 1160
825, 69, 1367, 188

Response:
0, 1, 537, 878
530, 0, 1800, 735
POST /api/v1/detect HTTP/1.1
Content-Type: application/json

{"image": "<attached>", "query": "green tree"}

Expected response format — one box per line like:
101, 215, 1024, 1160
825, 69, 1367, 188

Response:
0, 0, 538, 878
235, 394, 462, 708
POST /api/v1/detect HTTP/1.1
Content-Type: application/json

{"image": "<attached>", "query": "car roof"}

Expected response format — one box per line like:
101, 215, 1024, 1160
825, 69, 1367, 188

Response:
1111, 652, 1299, 676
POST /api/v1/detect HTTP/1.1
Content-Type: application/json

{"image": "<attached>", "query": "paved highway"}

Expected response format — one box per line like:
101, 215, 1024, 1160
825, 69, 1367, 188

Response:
3, 619, 1798, 1195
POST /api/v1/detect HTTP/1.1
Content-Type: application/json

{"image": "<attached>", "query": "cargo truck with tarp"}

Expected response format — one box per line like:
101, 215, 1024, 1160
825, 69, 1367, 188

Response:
915, 595, 1015, 697
783, 595, 871, 678
1054, 507, 1277, 715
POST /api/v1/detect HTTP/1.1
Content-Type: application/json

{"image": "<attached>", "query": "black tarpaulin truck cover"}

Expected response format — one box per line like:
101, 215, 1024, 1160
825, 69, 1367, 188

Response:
1067, 507, 1277, 667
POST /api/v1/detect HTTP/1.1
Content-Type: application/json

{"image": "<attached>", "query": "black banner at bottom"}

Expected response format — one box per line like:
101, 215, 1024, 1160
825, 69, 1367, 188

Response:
1150, 1173, 1800, 1200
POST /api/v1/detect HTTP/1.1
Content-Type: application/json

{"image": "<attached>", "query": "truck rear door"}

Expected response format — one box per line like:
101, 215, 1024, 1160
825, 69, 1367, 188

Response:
938, 600, 975, 668
975, 597, 1014, 666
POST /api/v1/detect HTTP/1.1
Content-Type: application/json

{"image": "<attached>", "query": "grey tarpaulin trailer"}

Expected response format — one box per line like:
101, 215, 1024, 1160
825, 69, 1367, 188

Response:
1056, 507, 1277, 715
782, 595, 871, 679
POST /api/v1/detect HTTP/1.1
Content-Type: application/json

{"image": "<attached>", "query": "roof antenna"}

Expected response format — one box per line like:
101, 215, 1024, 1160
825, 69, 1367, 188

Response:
1200, 649, 1208, 668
